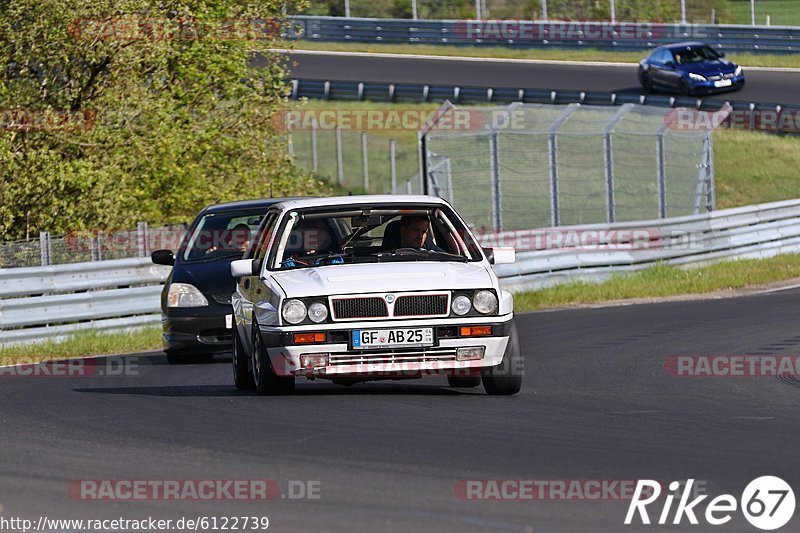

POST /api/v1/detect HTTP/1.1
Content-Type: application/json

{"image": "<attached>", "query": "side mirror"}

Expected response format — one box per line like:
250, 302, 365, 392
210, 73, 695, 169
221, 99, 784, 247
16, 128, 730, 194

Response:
664, 60, 675, 68
483, 247, 515, 265
719, 51, 726, 57
231, 258, 256, 278
151, 249, 174, 266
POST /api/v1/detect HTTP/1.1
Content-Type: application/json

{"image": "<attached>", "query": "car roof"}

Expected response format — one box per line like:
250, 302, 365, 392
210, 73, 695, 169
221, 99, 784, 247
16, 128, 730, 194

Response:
662, 41, 712, 51
271, 194, 450, 211
201, 197, 312, 214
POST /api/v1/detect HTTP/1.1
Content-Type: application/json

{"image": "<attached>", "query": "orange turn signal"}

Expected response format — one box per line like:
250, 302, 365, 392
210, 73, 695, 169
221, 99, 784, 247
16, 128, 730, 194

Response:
460, 326, 492, 337
294, 332, 326, 344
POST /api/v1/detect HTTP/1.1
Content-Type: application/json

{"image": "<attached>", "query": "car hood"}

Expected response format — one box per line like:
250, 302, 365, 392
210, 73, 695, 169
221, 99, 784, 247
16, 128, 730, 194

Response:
171, 256, 241, 303
270, 262, 494, 298
682, 58, 737, 76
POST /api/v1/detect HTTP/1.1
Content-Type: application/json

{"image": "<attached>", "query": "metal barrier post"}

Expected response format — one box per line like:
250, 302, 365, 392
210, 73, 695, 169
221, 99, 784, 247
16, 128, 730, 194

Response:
656, 132, 667, 219
137, 222, 149, 257
311, 118, 318, 173
489, 132, 502, 231
39, 231, 51, 267
361, 132, 369, 191
336, 126, 344, 186
390, 139, 397, 193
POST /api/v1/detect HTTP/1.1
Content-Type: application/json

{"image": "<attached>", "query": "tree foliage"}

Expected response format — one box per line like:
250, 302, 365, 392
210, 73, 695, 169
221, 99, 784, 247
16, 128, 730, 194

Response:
0, 0, 326, 240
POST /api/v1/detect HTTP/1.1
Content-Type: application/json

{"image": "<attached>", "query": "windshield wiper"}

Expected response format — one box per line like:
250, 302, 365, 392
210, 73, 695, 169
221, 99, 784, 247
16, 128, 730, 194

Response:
386, 248, 468, 262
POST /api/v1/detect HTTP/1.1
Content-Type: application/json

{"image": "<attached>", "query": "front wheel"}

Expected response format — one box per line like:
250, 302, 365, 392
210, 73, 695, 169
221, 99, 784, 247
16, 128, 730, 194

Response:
678, 78, 691, 96
232, 328, 255, 390
482, 321, 524, 395
252, 323, 295, 396
639, 71, 654, 93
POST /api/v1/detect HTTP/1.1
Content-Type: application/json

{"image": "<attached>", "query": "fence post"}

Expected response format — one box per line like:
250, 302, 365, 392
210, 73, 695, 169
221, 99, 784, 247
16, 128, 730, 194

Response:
390, 139, 397, 194
90, 236, 100, 262
287, 133, 294, 157
39, 231, 51, 266
361, 131, 369, 191
311, 118, 318, 173
706, 133, 716, 211
489, 131, 502, 232
602, 104, 633, 224
656, 132, 667, 219
137, 222, 149, 257
547, 104, 579, 227
336, 126, 344, 186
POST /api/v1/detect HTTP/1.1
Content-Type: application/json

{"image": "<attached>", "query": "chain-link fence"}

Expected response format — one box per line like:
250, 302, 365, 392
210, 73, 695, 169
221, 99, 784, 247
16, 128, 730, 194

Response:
423, 102, 721, 231
0, 223, 186, 269
289, 126, 424, 195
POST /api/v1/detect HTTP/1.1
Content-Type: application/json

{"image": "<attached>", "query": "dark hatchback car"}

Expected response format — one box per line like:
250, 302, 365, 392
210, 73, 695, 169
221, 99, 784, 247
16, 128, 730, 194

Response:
639, 42, 744, 96
151, 199, 287, 363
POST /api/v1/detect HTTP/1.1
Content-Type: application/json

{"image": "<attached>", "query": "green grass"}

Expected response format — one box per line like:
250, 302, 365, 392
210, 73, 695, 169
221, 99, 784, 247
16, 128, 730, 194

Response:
514, 255, 800, 311
0, 327, 163, 364
294, 41, 800, 69
728, 0, 800, 26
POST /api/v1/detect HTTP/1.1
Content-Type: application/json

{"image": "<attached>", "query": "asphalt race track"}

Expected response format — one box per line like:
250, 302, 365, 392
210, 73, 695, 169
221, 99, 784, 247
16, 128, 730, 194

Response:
283, 51, 800, 107
3, 288, 800, 532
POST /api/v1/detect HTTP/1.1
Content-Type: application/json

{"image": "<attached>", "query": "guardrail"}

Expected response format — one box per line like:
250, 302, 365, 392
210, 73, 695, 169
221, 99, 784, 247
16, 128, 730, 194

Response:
3, 199, 800, 345
489, 199, 800, 292
290, 78, 798, 117
292, 16, 800, 54
0, 258, 170, 346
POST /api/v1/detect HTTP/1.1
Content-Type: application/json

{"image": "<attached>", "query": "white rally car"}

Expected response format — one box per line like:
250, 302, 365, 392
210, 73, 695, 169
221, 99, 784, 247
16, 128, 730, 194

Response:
229, 195, 521, 395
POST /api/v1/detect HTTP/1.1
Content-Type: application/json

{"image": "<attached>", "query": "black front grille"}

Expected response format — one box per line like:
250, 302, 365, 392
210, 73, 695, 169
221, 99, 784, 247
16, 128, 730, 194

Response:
394, 294, 448, 317
333, 297, 388, 319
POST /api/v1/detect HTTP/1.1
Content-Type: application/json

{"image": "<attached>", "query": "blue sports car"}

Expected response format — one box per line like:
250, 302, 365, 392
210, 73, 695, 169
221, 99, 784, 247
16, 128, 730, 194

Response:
639, 42, 744, 96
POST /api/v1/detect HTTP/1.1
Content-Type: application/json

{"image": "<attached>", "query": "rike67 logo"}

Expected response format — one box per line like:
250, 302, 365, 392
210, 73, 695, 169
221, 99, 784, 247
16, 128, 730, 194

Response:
625, 477, 795, 530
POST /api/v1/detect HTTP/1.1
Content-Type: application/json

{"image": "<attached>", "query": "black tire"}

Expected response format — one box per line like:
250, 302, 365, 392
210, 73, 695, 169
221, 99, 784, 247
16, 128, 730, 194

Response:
447, 375, 482, 388
232, 328, 255, 390
251, 321, 295, 396
640, 71, 654, 93
678, 78, 691, 97
482, 321, 524, 396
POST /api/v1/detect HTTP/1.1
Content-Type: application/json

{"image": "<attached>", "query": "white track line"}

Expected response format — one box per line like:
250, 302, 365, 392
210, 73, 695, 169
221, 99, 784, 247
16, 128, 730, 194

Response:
275, 48, 800, 72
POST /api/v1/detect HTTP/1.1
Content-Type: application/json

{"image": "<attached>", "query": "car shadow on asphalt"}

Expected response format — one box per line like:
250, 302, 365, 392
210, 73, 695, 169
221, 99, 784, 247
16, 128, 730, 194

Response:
72, 383, 481, 397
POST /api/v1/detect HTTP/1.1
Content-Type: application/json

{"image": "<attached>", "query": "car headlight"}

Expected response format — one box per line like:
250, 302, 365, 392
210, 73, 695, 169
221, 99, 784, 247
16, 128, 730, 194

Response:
451, 295, 472, 316
307, 302, 329, 323
734, 65, 742, 76
167, 283, 209, 307
282, 299, 307, 324
473, 290, 498, 314
688, 73, 707, 82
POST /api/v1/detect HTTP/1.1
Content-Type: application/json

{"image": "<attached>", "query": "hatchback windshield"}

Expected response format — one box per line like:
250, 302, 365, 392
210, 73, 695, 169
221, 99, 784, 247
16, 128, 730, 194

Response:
181, 209, 266, 262
269, 204, 484, 270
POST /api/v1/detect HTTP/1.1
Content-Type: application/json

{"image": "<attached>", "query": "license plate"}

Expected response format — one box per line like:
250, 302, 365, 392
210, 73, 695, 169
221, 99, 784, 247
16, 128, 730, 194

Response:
352, 328, 434, 350
714, 79, 732, 88
225, 314, 233, 329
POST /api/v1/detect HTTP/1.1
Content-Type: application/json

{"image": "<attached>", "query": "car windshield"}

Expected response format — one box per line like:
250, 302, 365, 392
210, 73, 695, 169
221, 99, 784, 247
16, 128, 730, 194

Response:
673, 45, 721, 64
270, 203, 484, 270
181, 209, 266, 262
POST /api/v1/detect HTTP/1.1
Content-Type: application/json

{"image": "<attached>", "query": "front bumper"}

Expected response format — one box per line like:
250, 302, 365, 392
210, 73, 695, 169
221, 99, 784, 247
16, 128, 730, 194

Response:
690, 74, 745, 94
161, 311, 232, 353
259, 317, 513, 379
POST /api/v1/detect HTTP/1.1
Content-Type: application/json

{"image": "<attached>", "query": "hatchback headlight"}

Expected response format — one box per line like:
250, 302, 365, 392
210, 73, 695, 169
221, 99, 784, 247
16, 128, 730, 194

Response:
734, 65, 742, 76
451, 295, 472, 316
473, 290, 498, 314
308, 302, 329, 323
282, 299, 307, 324
167, 283, 209, 307
688, 73, 707, 82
